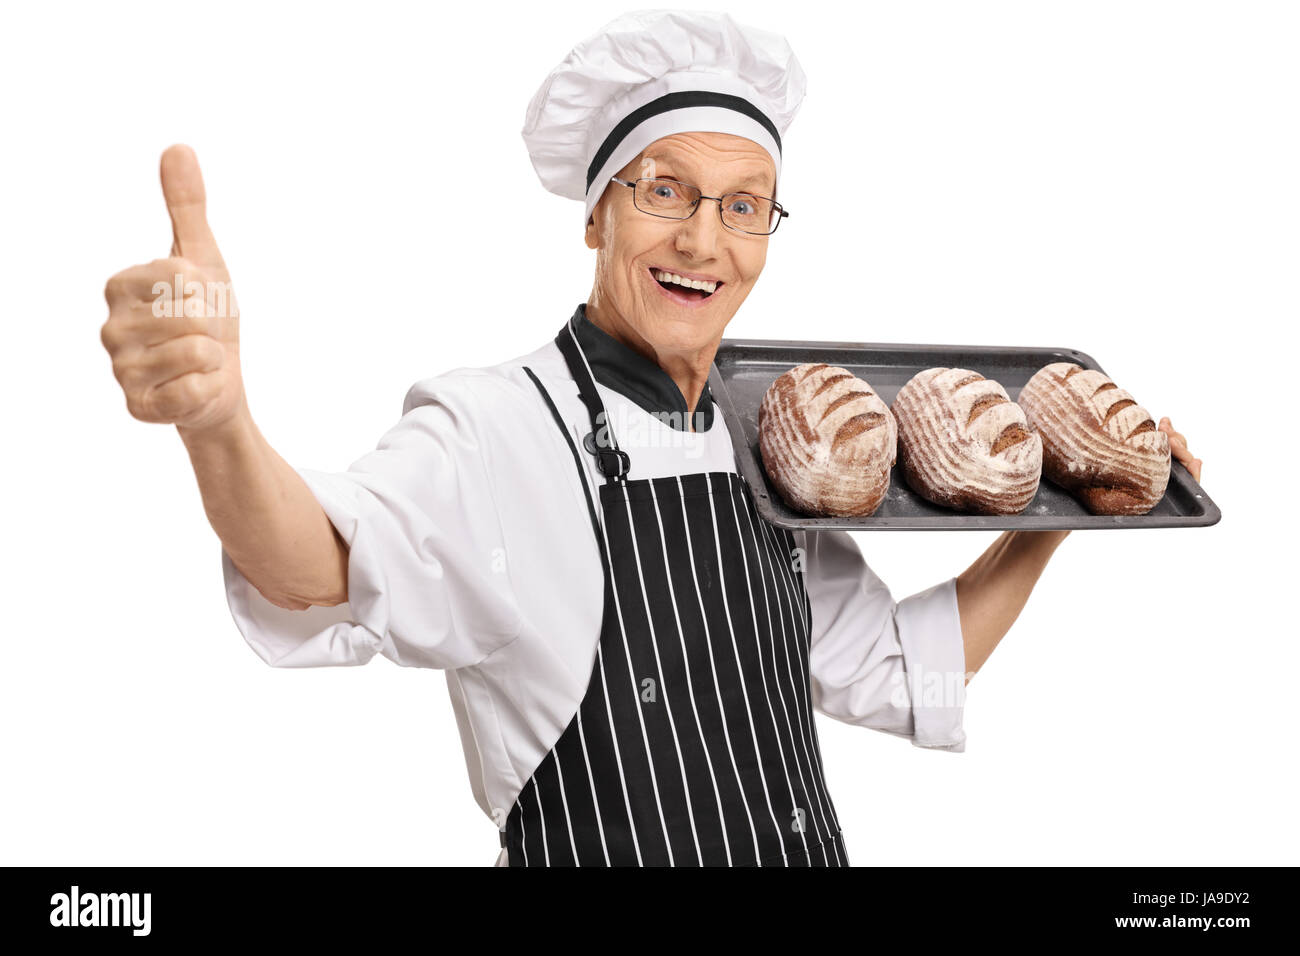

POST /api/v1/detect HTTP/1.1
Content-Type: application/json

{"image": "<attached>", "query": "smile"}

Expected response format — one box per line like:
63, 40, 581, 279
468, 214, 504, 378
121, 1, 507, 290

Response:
647, 267, 723, 308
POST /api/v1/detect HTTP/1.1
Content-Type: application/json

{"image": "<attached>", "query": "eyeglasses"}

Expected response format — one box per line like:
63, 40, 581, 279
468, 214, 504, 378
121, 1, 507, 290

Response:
610, 176, 789, 236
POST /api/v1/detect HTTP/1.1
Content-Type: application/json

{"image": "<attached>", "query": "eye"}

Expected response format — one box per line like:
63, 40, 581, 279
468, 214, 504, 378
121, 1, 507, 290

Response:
727, 197, 755, 216
652, 182, 679, 200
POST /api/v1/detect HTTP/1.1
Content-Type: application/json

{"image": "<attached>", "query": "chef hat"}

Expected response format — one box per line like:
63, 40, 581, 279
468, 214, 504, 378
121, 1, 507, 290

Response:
521, 8, 807, 226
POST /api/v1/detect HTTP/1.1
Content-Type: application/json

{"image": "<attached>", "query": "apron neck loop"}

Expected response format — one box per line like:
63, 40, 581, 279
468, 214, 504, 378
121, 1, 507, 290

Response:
555, 317, 631, 485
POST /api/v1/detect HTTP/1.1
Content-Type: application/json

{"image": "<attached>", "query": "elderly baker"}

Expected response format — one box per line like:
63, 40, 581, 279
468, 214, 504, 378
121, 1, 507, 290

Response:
100, 9, 1203, 867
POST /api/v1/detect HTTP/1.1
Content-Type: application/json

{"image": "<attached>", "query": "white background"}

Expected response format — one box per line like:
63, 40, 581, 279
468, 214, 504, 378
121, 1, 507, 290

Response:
2, 0, 1295, 866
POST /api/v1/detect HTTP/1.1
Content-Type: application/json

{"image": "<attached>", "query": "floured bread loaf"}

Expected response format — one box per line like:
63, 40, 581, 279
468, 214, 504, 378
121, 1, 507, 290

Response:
892, 368, 1043, 515
1018, 362, 1170, 515
758, 363, 897, 517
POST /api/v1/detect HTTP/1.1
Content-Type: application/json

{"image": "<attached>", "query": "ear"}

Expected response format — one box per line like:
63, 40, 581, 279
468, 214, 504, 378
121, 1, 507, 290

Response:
584, 214, 598, 250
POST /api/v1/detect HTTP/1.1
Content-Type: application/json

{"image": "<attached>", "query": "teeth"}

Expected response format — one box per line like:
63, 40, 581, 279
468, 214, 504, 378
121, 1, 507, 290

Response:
654, 270, 718, 294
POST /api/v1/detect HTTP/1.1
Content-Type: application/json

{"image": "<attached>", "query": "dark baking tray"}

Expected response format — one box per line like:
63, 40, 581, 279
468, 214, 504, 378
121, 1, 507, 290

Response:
708, 337, 1220, 531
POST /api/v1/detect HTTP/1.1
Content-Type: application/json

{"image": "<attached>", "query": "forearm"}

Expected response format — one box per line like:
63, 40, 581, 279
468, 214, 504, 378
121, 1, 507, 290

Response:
955, 529, 1070, 680
177, 399, 349, 609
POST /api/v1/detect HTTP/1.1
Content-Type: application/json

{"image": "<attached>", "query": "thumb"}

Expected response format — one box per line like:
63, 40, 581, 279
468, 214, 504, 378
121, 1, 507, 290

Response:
160, 144, 225, 268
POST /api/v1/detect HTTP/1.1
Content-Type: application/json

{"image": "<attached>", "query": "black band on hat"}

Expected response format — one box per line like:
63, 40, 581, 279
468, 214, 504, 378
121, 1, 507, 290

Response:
585, 90, 782, 194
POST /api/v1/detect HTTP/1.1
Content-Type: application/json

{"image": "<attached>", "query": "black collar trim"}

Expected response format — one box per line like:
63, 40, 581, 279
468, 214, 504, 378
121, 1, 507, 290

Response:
569, 303, 716, 433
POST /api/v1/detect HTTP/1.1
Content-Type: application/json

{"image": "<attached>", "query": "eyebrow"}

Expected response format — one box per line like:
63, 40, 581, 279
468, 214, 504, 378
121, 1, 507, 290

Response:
647, 158, 773, 195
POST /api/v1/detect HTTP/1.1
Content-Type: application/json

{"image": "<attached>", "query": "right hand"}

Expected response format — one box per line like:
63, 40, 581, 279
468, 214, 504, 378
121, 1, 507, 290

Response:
101, 144, 245, 433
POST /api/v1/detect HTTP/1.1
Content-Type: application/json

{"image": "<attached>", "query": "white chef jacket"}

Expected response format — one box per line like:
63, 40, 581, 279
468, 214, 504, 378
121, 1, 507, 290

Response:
221, 308, 969, 865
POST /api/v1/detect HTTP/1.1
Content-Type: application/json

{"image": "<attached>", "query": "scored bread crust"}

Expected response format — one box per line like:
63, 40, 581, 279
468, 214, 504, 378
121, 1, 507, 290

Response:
1018, 362, 1171, 515
892, 367, 1043, 515
758, 363, 897, 517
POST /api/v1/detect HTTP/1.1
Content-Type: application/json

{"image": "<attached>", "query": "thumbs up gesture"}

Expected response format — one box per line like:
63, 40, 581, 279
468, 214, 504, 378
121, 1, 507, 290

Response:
101, 145, 246, 433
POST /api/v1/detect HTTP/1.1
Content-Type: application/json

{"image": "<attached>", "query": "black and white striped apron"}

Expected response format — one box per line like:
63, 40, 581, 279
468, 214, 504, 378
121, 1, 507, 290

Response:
505, 316, 848, 866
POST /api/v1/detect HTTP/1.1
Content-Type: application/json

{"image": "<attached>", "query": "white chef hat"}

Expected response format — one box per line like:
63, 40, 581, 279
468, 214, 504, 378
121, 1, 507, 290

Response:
521, 8, 808, 227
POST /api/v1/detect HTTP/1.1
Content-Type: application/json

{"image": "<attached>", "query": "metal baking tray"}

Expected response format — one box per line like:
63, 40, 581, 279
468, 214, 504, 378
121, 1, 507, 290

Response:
708, 337, 1220, 531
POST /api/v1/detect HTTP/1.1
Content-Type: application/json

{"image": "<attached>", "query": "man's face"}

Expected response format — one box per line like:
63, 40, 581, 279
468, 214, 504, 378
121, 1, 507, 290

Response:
584, 131, 776, 359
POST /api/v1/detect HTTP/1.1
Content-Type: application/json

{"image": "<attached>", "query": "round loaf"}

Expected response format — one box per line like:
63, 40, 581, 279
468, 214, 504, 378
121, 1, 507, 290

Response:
758, 363, 897, 517
1018, 362, 1170, 515
891, 367, 1043, 515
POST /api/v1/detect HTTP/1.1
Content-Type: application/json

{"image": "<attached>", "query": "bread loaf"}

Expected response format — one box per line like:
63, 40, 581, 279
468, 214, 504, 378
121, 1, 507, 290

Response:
1018, 362, 1170, 515
758, 363, 897, 517
891, 367, 1043, 515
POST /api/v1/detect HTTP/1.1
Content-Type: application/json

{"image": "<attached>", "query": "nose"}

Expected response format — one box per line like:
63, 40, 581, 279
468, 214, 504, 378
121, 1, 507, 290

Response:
674, 196, 725, 259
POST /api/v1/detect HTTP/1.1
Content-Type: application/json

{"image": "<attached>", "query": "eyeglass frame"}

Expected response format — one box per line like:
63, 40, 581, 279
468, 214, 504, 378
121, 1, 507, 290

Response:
609, 176, 790, 236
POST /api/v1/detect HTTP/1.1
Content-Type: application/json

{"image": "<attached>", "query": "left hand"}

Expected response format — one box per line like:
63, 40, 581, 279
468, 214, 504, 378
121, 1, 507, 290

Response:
1158, 417, 1202, 483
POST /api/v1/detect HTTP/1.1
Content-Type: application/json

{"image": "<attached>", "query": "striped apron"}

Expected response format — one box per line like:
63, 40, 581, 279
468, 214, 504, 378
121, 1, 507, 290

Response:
506, 316, 848, 866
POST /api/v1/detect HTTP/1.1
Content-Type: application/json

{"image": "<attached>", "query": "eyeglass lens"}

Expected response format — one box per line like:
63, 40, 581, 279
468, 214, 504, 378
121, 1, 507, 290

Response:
633, 178, 779, 234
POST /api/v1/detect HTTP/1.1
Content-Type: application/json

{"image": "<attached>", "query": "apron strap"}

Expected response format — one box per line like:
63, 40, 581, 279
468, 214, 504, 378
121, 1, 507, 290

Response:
522, 366, 606, 555
554, 317, 630, 485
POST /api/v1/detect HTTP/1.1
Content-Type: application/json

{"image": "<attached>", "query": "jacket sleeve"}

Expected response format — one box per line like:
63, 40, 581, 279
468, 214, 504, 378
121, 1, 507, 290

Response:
221, 373, 523, 670
800, 529, 968, 752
